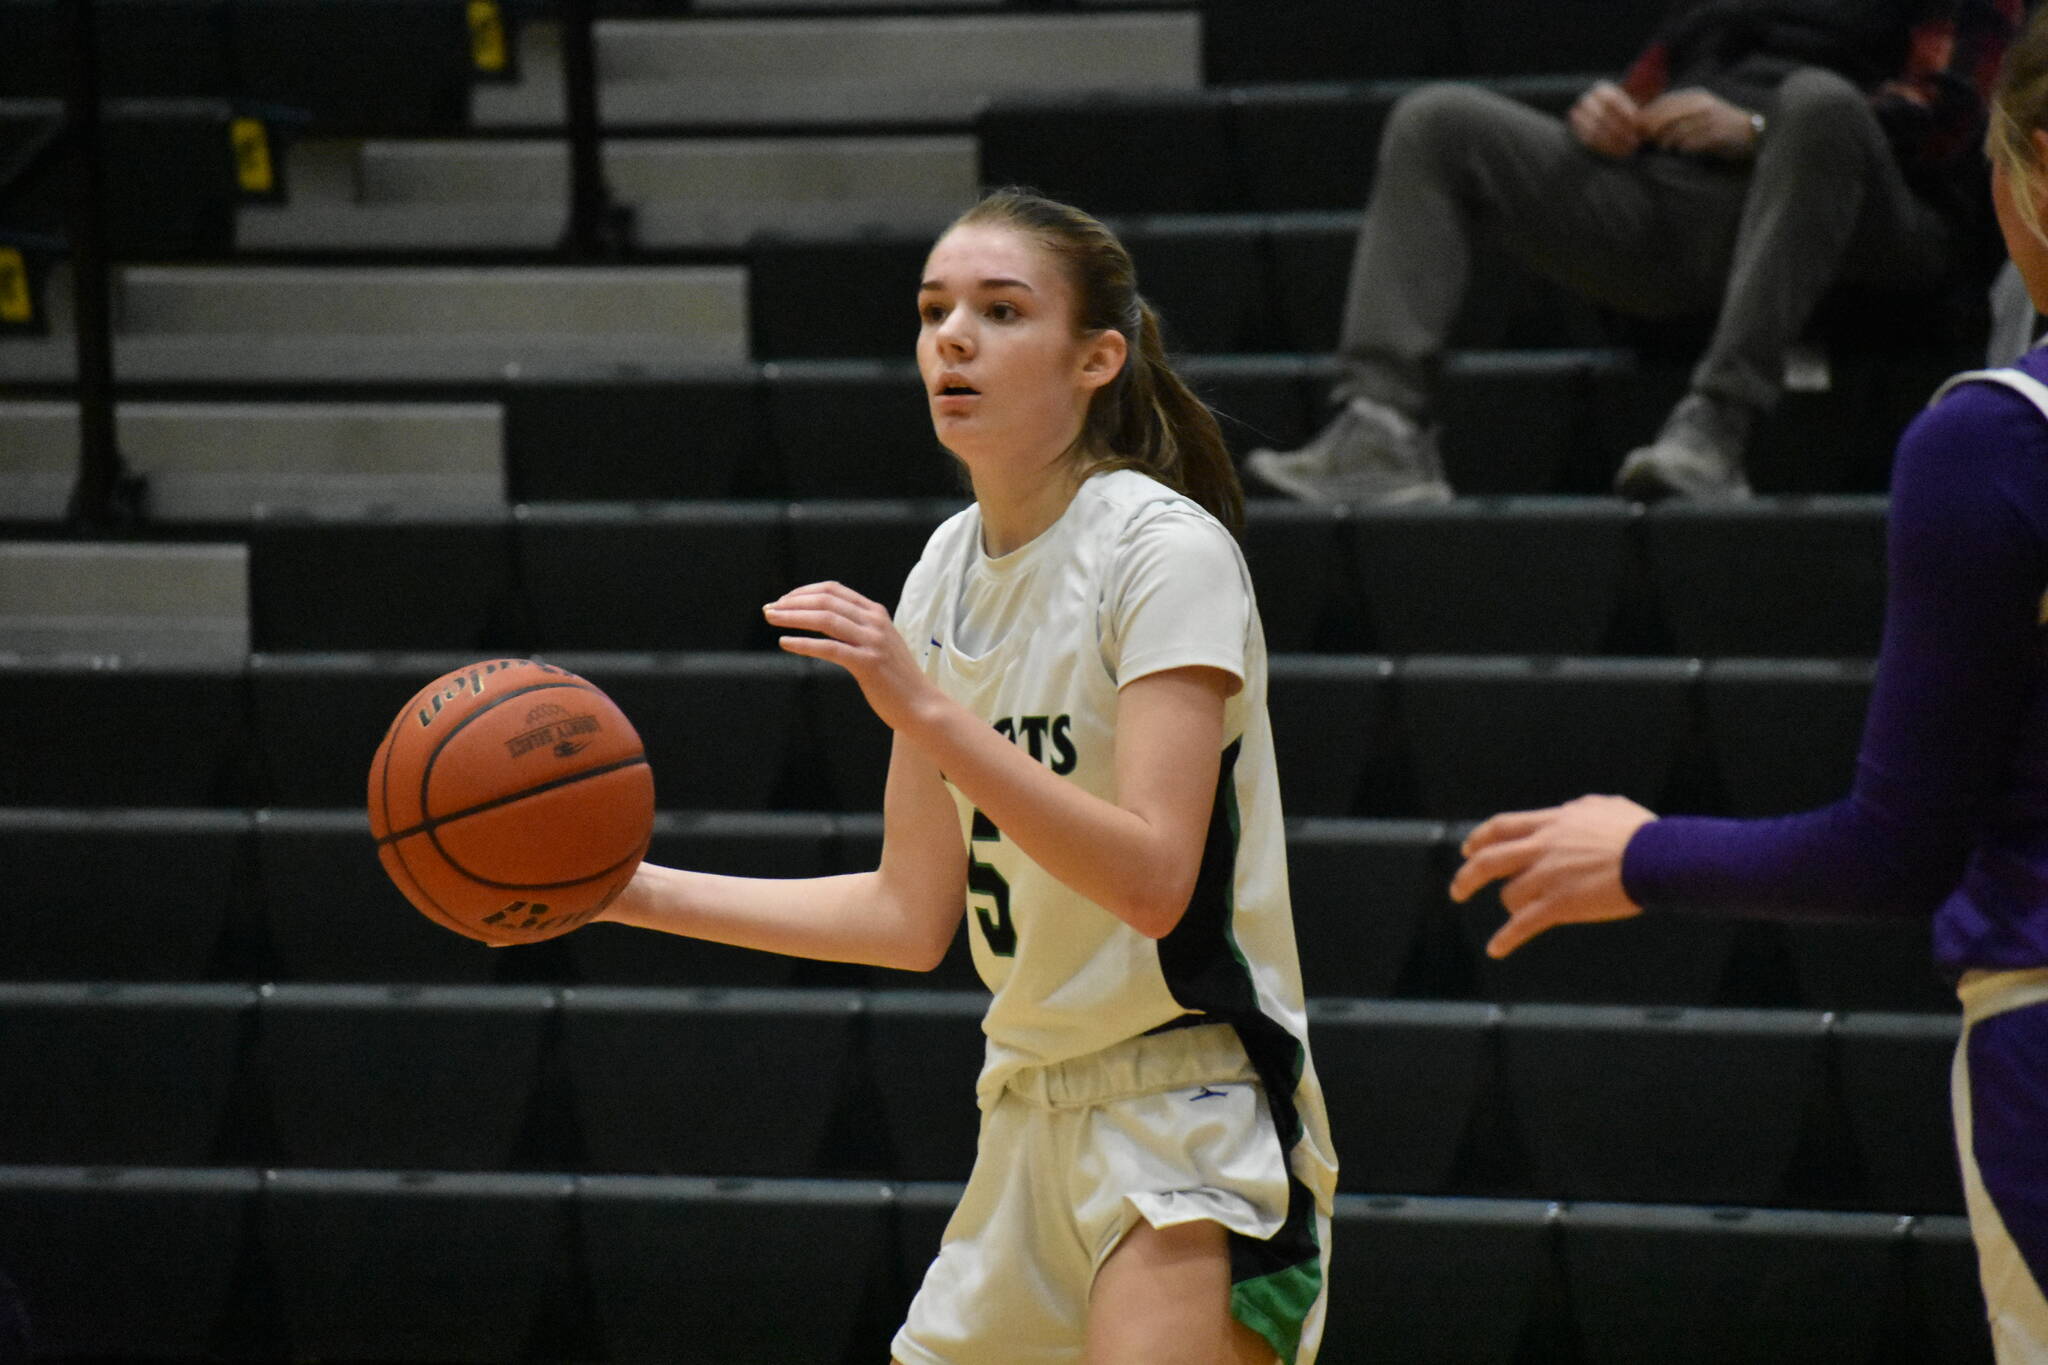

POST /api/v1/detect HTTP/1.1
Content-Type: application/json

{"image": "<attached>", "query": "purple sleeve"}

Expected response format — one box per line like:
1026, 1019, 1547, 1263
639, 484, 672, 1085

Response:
1621, 378, 2048, 919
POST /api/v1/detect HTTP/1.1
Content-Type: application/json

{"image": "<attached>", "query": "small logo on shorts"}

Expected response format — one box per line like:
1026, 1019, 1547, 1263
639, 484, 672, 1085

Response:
1189, 1085, 1228, 1102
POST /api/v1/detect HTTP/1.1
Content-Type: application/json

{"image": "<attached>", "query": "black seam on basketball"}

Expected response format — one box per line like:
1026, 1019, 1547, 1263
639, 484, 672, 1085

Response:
379, 814, 483, 941
375, 752, 649, 848
417, 677, 599, 834
430, 844, 646, 894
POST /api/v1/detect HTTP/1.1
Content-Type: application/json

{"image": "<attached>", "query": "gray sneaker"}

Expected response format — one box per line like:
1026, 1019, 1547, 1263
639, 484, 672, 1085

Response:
1246, 396, 1453, 506
1613, 392, 1755, 502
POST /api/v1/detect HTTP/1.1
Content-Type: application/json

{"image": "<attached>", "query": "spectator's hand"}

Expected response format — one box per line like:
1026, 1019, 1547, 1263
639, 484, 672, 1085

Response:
1569, 81, 1645, 159
1640, 88, 1759, 159
1448, 795, 1655, 957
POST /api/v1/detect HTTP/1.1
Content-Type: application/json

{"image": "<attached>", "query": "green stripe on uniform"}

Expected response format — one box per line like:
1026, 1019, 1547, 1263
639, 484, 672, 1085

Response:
1231, 1252, 1324, 1365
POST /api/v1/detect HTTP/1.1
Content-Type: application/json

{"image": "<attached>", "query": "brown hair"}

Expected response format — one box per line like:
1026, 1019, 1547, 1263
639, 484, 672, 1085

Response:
946, 188, 1244, 532
1990, 4, 2048, 247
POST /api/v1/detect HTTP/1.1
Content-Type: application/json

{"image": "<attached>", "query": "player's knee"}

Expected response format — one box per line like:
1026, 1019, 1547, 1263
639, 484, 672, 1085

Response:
1383, 81, 1507, 161
1768, 66, 1871, 154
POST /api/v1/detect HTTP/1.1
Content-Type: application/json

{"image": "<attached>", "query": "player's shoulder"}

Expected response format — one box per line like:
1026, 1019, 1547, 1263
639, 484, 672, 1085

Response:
1910, 357, 2048, 485
1079, 469, 1234, 551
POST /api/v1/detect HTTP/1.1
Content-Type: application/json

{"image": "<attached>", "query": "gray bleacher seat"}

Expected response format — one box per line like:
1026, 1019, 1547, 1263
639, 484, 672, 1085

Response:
1908, 1215, 1995, 1365
785, 499, 966, 615
264, 1169, 575, 1362
517, 502, 781, 652
0, 808, 246, 981
1560, 1203, 1903, 1365
866, 990, 987, 1181
1267, 656, 1399, 817
1310, 999, 1497, 1195
1325, 1195, 1555, 1365
253, 807, 500, 984
1186, 353, 1321, 463
1239, 499, 1358, 653
1834, 1012, 1965, 1215
1500, 1005, 1828, 1205
1783, 918, 1955, 1013
1458, 0, 1668, 76
0, 98, 292, 256
566, 812, 836, 988
1644, 498, 1887, 657
1397, 656, 1696, 820
554, 652, 806, 812
255, 983, 557, 1169
1348, 499, 1634, 654
0, 1166, 257, 1358
1703, 659, 1872, 816
1451, 890, 1743, 1007
0, 540, 250, 660
979, 92, 1240, 214
503, 372, 766, 501
246, 507, 522, 652
0, 656, 251, 806
767, 361, 955, 499
1201, 0, 1462, 83
580, 1175, 894, 1365
561, 986, 860, 1176
1285, 819, 1445, 998
0, 983, 254, 1165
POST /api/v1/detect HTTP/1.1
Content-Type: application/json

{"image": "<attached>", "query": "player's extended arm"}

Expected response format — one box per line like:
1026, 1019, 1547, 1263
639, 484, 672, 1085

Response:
768, 580, 1232, 939
598, 731, 969, 972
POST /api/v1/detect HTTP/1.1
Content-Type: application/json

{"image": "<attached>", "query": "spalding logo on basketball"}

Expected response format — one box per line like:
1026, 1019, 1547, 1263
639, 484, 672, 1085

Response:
367, 659, 655, 946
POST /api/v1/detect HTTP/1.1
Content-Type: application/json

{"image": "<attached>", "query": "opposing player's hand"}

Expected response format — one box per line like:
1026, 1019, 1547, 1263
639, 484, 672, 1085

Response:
1448, 795, 1656, 958
1639, 89, 1758, 159
1569, 81, 1644, 159
765, 581, 936, 733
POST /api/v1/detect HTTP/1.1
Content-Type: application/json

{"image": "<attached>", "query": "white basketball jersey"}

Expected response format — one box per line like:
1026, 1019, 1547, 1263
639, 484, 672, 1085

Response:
893, 469, 1337, 1211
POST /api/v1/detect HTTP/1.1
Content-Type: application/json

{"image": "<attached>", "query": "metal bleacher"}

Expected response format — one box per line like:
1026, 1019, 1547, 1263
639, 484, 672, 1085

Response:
0, 0, 1992, 1359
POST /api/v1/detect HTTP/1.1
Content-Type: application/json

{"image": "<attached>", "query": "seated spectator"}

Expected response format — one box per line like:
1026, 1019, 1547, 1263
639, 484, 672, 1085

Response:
1250, 0, 2018, 504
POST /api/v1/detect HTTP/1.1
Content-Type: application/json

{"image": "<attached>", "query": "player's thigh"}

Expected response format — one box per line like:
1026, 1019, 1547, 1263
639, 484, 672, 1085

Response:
1084, 1218, 1276, 1365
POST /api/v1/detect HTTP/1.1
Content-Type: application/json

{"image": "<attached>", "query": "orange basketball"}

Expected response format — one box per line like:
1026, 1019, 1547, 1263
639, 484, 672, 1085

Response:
367, 658, 655, 946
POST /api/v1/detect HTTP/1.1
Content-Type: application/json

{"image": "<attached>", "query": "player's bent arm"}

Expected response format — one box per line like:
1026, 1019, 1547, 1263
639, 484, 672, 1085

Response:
901, 664, 1231, 939
598, 737, 967, 971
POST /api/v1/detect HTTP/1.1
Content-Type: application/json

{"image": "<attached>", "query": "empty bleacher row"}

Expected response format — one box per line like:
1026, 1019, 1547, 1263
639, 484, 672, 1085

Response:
0, 648, 1881, 821
0, 1168, 1979, 1365
0, 982, 1964, 1208
0, 496, 1890, 654
0, 806, 1956, 1009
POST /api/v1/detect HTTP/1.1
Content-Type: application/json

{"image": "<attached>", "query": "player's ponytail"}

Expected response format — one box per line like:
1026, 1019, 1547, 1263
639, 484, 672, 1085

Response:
949, 189, 1244, 533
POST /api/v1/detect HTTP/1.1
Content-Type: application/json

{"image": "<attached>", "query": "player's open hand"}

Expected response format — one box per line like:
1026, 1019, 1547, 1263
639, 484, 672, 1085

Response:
1569, 81, 1644, 159
1448, 795, 1656, 958
765, 581, 935, 733
1639, 88, 1758, 159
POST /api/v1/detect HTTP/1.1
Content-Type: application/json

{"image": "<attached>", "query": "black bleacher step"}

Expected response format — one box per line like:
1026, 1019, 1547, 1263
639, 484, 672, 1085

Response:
0, 807, 247, 981
1834, 1012, 1966, 1216
1500, 1005, 1828, 1207
580, 1173, 894, 1365
0, 982, 254, 1166
0, 655, 250, 807
0, 1165, 258, 1360
263, 1169, 575, 1361
255, 982, 556, 1170
1311, 998, 1497, 1196
1702, 659, 1873, 817
1561, 1202, 1904, 1365
561, 986, 861, 1177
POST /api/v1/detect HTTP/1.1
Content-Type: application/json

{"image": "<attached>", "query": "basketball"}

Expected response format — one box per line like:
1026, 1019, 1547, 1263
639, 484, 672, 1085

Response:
367, 658, 655, 946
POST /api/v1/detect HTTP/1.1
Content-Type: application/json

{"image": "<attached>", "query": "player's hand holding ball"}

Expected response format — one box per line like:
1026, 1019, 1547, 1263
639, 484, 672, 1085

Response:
368, 658, 655, 945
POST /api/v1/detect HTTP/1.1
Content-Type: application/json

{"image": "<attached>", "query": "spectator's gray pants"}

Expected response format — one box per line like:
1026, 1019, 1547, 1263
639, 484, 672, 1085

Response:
1337, 72, 1950, 418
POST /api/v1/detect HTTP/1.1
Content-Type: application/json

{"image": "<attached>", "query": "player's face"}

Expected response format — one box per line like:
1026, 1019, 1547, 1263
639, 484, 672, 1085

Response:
916, 224, 1120, 471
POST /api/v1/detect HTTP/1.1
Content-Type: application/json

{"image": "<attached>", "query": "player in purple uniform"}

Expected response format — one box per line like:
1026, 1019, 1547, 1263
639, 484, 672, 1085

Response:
1451, 10, 2048, 1358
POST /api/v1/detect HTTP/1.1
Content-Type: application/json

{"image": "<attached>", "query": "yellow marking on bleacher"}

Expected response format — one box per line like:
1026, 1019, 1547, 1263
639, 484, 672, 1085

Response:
0, 249, 30, 325
2038, 588, 2048, 627
230, 118, 274, 195
469, 0, 507, 73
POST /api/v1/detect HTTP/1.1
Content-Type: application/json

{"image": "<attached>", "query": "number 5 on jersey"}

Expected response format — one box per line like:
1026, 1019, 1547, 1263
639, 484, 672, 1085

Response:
968, 809, 1016, 956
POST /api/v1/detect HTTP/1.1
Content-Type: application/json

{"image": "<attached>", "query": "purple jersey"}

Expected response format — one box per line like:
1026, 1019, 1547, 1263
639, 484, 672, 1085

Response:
1622, 347, 2048, 971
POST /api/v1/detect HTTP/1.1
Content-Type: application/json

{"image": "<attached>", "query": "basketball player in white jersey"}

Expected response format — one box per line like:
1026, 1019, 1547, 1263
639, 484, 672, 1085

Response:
601, 189, 1336, 1365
